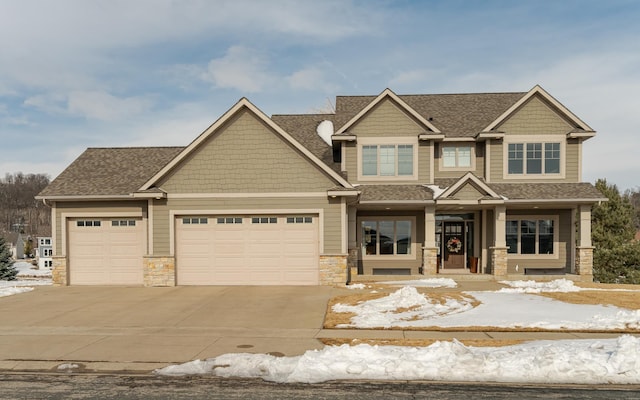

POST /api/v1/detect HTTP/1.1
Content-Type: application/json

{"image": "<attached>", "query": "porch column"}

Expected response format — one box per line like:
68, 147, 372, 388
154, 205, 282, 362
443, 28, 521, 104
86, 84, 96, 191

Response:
490, 205, 508, 276
347, 206, 358, 279
576, 204, 594, 280
422, 204, 438, 275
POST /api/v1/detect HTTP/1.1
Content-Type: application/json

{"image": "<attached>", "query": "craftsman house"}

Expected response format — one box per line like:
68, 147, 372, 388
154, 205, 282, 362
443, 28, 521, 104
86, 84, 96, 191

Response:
37, 85, 605, 286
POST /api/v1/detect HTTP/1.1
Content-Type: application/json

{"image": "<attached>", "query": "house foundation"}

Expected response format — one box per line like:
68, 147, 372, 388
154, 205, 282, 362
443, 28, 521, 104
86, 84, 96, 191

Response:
320, 254, 348, 285
422, 246, 438, 275
51, 256, 68, 286
143, 256, 176, 287
575, 246, 594, 281
490, 246, 508, 277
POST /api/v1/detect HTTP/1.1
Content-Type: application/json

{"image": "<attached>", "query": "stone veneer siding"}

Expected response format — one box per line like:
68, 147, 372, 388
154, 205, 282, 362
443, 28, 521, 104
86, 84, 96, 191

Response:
422, 247, 438, 275
575, 246, 594, 281
51, 255, 67, 286
320, 255, 348, 285
490, 247, 508, 276
143, 256, 176, 287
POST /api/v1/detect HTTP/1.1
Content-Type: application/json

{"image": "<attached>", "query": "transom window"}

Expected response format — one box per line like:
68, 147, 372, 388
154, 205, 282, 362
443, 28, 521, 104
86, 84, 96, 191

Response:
252, 217, 278, 224
182, 217, 208, 224
361, 144, 414, 177
442, 145, 472, 168
112, 220, 136, 227
361, 219, 413, 256
506, 218, 556, 255
508, 142, 561, 175
287, 216, 313, 224
76, 220, 101, 227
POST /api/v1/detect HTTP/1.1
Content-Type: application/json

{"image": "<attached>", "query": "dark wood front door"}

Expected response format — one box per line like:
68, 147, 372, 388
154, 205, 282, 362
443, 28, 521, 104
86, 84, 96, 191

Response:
443, 221, 465, 269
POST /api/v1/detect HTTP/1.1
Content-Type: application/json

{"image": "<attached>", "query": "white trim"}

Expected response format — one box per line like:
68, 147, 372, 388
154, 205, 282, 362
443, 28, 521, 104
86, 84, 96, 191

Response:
36, 195, 132, 201
341, 142, 346, 172
61, 211, 144, 257
442, 137, 476, 142
485, 139, 491, 182
439, 172, 501, 199
502, 135, 566, 180
482, 85, 594, 132
578, 139, 583, 182
51, 202, 57, 256
429, 142, 435, 183
570, 206, 576, 273
328, 190, 359, 197
418, 133, 445, 141
140, 98, 352, 191
506, 214, 560, 260
148, 199, 154, 255
481, 209, 487, 273
167, 192, 329, 199
341, 198, 347, 254
439, 143, 477, 172
169, 209, 325, 256
332, 135, 357, 142
356, 136, 419, 181
335, 88, 441, 135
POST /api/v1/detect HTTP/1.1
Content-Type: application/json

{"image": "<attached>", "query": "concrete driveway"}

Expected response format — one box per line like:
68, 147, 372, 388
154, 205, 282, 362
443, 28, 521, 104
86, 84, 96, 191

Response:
0, 285, 348, 372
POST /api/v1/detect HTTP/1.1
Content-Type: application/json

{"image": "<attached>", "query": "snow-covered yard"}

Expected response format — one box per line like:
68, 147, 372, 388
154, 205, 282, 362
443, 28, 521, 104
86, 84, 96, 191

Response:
0, 261, 52, 297
156, 279, 640, 384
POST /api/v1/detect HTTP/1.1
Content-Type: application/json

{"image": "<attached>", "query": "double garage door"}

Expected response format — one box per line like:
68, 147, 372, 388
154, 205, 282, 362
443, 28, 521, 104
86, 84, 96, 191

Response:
68, 218, 145, 285
176, 214, 319, 285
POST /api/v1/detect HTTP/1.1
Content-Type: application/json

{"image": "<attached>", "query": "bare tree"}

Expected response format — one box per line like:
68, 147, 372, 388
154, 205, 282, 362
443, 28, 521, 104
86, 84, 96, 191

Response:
0, 173, 51, 238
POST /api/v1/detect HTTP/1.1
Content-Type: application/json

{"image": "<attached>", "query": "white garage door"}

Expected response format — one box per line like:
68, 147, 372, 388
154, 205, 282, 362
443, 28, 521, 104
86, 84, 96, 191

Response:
68, 218, 144, 285
176, 215, 319, 285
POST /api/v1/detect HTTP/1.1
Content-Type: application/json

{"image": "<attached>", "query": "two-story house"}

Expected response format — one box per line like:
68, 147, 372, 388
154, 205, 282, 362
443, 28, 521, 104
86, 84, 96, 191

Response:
36, 85, 605, 286
37, 237, 53, 269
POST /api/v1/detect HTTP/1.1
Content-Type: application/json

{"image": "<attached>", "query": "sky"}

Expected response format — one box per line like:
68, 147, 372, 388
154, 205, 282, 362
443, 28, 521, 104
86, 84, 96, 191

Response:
1, 0, 639, 191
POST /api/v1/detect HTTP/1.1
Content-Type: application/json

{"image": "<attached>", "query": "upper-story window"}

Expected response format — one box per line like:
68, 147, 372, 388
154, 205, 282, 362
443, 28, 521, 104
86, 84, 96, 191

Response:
440, 145, 474, 170
358, 137, 418, 181
504, 136, 565, 179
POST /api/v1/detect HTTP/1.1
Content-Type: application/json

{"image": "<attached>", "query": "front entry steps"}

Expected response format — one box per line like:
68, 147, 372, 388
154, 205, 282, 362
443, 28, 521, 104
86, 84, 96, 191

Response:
350, 273, 586, 283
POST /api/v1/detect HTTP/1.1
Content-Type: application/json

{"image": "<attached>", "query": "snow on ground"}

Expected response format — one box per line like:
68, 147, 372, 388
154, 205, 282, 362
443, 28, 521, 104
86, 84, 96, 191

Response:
0, 261, 52, 297
156, 335, 640, 384
332, 280, 640, 330
381, 277, 457, 288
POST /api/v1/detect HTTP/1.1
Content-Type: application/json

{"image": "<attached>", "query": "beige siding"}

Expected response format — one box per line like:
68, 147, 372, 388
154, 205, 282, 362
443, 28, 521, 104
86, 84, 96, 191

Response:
158, 109, 336, 193
418, 142, 432, 183
55, 201, 147, 254
350, 98, 425, 137
565, 139, 580, 181
151, 196, 342, 255
488, 140, 503, 182
506, 209, 572, 272
497, 96, 573, 135
434, 143, 484, 180
454, 183, 485, 201
345, 142, 357, 182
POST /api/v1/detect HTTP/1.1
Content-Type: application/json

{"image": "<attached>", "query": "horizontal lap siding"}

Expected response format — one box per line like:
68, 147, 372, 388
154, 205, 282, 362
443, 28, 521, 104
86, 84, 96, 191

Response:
434, 143, 484, 180
350, 99, 425, 138
152, 197, 342, 255
55, 201, 147, 255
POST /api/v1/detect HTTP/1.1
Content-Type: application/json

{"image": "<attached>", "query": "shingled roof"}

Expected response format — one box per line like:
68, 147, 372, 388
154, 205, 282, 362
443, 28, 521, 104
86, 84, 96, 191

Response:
38, 147, 183, 197
358, 185, 434, 202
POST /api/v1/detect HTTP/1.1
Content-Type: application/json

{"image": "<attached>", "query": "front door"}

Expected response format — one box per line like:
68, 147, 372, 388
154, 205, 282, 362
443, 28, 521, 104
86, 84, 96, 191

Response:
443, 221, 465, 269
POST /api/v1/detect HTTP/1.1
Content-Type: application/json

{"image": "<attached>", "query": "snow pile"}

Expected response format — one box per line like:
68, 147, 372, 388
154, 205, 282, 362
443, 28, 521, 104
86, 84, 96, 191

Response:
332, 286, 473, 328
498, 279, 582, 293
0, 286, 34, 298
424, 184, 445, 199
156, 335, 640, 384
316, 120, 334, 145
346, 283, 368, 290
14, 261, 52, 278
382, 278, 457, 288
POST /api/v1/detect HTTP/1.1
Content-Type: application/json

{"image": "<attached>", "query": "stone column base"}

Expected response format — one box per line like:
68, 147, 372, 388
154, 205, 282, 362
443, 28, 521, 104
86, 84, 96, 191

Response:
51, 256, 68, 286
490, 246, 508, 277
422, 247, 438, 275
575, 246, 594, 280
143, 256, 176, 287
320, 254, 348, 285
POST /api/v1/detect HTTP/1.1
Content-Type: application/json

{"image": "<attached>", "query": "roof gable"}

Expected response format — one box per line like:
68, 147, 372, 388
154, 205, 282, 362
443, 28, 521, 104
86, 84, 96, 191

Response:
438, 173, 501, 200
334, 88, 441, 135
483, 85, 594, 132
142, 98, 352, 191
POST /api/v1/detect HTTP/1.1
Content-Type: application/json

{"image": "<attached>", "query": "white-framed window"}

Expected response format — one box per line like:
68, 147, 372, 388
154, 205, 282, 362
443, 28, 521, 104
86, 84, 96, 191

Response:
252, 217, 278, 224
358, 137, 418, 180
504, 136, 564, 178
217, 217, 243, 224
112, 220, 136, 227
440, 144, 474, 170
360, 217, 415, 258
182, 217, 208, 224
505, 216, 558, 257
287, 216, 313, 224
44, 260, 52, 268
44, 249, 53, 257
76, 220, 101, 227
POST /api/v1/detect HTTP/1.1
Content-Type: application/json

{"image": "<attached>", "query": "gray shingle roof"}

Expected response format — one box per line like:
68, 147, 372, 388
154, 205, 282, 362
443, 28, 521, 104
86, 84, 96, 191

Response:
489, 182, 605, 200
358, 185, 434, 202
38, 147, 183, 197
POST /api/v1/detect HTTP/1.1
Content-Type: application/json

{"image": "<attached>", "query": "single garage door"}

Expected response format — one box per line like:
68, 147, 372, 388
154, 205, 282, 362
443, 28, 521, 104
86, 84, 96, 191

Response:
176, 215, 319, 285
68, 218, 144, 285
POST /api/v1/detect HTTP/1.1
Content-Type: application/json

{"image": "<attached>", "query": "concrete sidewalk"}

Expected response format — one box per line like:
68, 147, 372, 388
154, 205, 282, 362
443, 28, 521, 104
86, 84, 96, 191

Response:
0, 284, 635, 374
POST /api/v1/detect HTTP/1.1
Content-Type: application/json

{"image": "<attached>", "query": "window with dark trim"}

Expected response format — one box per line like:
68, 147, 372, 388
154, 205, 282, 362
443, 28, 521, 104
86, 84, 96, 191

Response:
506, 218, 555, 255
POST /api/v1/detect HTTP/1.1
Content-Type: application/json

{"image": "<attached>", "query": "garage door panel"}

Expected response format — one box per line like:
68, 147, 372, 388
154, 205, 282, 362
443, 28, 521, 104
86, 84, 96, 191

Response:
176, 214, 319, 285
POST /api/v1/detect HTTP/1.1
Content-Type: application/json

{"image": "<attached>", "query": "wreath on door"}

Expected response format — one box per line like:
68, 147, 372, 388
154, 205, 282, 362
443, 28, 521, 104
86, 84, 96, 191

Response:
446, 237, 462, 254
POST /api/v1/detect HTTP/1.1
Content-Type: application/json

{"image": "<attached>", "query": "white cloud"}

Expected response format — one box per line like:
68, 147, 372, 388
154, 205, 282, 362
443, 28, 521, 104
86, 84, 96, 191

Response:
287, 67, 340, 92
67, 91, 153, 121
204, 46, 271, 93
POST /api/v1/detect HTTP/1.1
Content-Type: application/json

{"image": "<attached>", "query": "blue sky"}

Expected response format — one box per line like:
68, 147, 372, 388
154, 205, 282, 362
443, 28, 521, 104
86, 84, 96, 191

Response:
1, 0, 639, 190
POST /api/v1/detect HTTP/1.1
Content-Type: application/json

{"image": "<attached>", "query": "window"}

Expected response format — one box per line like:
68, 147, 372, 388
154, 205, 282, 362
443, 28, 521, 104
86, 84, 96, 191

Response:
182, 217, 208, 224
361, 219, 413, 256
506, 217, 556, 255
508, 142, 561, 175
442, 145, 472, 169
217, 217, 243, 224
361, 144, 414, 177
44, 260, 52, 268
287, 216, 313, 224
252, 217, 278, 224
43, 249, 53, 257
76, 220, 101, 227
112, 220, 136, 227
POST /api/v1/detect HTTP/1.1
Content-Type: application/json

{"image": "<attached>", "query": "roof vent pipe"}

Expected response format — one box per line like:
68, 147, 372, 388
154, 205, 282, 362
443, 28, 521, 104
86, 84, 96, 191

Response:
316, 120, 334, 146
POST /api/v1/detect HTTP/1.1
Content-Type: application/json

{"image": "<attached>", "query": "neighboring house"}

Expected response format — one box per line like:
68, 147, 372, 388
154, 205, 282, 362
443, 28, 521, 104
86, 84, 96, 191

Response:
37, 237, 53, 269
36, 85, 605, 286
